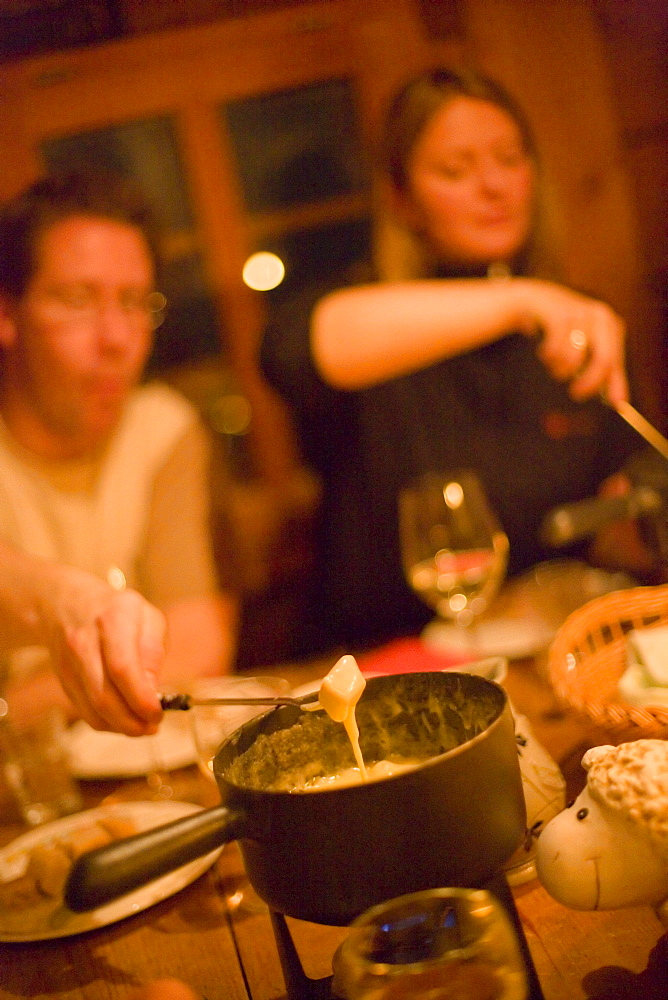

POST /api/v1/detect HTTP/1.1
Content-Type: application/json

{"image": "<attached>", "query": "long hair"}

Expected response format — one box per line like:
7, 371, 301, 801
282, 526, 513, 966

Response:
374, 67, 562, 282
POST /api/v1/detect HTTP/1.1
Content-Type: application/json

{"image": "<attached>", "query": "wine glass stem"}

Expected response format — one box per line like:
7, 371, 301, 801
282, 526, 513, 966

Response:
147, 734, 173, 800
463, 621, 479, 652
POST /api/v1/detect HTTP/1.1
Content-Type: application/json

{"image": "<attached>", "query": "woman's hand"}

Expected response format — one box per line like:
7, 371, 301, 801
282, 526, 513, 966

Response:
515, 279, 628, 405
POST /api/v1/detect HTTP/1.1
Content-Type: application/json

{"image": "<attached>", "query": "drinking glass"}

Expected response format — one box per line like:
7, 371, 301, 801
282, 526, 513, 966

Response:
399, 471, 509, 638
188, 677, 290, 916
0, 697, 82, 826
188, 674, 291, 916
332, 887, 527, 999
188, 675, 291, 784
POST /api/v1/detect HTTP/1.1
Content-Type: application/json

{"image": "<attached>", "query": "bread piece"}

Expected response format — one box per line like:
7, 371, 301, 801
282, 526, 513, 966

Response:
97, 815, 138, 840
60, 823, 112, 861
0, 873, 44, 910
0, 811, 140, 918
26, 842, 72, 898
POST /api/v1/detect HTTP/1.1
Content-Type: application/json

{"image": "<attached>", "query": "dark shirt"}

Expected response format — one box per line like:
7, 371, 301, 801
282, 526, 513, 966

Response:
260, 276, 640, 655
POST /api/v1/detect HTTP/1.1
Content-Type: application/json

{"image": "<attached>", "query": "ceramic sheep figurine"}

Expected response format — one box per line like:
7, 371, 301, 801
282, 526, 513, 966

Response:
535, 739, 668, 927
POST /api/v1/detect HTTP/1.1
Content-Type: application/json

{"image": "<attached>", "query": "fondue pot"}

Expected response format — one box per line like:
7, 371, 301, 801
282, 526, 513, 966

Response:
65, 672, 525, 926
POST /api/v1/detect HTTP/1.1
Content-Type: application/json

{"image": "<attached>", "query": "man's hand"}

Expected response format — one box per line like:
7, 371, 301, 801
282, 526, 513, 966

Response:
0, 545, 165, 736
42, 565, 165, 736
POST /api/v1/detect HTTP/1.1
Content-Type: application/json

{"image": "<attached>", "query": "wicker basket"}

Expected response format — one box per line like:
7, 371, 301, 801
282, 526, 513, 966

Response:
546, 584, 668, 743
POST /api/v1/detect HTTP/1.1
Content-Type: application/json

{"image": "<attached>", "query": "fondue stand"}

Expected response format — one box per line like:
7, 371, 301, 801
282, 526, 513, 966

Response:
269, 874, 545, 999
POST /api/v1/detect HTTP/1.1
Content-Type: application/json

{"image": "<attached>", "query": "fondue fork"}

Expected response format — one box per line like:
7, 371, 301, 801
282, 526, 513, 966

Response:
159, 693, 322, 711
611, 399, 668, 463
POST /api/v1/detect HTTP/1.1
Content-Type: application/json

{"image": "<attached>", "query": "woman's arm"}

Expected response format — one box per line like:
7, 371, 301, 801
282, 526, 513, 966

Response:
312, 277, 628, 405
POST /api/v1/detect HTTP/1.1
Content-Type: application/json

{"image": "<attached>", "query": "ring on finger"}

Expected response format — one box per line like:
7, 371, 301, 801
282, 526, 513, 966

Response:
569, 329, 588, 352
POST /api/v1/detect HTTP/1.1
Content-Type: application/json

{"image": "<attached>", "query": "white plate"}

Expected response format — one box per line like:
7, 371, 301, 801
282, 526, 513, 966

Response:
423, 560, 635, 661
63, 712, 197, 779
290, 680, 323, 699
0, 800, 222, 942
422, 617, 554, 661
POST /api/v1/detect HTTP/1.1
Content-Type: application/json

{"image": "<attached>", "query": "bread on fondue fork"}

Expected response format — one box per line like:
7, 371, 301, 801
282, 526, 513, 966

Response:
318, 655, 368, 779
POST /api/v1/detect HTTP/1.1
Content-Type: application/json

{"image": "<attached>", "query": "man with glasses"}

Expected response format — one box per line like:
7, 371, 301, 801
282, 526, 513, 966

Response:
0, 172, 237, 735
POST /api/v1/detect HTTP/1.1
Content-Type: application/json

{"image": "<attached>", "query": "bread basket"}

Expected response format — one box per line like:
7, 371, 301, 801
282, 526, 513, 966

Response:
545, 584, 668, 743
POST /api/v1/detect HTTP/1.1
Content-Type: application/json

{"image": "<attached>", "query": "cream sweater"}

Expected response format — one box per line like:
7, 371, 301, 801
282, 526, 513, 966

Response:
0, 383, 196, 591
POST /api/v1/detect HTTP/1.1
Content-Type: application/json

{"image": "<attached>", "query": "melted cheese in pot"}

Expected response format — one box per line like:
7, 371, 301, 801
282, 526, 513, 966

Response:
299, 758, 424, 791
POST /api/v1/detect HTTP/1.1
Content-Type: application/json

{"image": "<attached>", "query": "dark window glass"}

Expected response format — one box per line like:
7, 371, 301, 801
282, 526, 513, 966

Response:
222, 79, 370, 212
261, 216, 374, 307
146, 253, 223, 376
41, 117, 194, 231
0, 0, 118, 62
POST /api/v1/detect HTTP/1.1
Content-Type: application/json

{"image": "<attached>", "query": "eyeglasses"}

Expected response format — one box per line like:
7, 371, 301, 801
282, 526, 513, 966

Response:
40, 286, 168, 330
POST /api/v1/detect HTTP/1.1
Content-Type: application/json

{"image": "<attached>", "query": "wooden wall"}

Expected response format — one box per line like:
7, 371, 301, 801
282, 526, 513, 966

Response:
594, 0, 668, 423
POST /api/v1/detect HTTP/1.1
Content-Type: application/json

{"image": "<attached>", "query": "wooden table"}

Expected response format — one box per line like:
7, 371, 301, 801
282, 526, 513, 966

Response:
1, 656, 667, 1000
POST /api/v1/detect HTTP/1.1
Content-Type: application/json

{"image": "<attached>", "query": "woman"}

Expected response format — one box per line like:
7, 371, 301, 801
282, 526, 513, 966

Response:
261, 68, 640, 655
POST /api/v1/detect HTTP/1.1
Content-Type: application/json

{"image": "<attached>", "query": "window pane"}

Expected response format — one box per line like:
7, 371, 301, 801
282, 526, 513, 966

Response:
146, 253, 223, 376
0, 0, 118, 62
223, 79, 370, 213
41, 117, 194, 231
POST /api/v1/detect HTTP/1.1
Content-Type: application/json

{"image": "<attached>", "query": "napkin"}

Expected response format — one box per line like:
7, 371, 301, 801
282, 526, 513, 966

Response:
357, 637, 476, 675
619, 625, 668, 707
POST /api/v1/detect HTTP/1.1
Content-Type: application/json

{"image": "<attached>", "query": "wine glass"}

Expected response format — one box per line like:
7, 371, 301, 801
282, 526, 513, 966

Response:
145, 731, 174, 801
188, 675, 291, 785
332, 887, 527, 999
399, 471, 509, 645
188, 675, 291, 916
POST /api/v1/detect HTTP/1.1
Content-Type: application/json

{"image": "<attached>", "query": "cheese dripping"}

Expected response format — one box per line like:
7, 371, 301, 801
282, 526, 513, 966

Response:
318, 654, 368, 780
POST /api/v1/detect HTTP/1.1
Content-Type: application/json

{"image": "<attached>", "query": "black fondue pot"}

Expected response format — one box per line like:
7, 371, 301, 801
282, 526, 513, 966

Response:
65, 672, 525, 926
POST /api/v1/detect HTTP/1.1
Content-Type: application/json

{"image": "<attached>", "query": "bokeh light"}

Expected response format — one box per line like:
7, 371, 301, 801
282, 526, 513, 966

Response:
242, 251, 285, 291
443, 481, 464, 509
